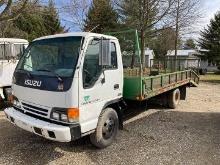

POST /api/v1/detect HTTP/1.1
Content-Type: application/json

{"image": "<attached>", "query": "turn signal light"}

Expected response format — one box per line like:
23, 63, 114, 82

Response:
67, 108, 79, 122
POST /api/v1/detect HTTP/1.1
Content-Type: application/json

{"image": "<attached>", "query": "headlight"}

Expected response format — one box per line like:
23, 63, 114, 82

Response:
51, 108, 79, 123
13, 100, 21, 108
60, 114, 68, 122
52, 112, 59, 120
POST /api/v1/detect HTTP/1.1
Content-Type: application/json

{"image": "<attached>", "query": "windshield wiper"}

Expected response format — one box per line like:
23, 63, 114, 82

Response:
36, 69, 63, 82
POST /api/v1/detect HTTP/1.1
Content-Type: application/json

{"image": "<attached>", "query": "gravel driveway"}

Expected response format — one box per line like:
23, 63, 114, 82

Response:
0, 82, 220, 165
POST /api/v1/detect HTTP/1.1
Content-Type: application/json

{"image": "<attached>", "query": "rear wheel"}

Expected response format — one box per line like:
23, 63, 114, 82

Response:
90, 108, 119, 148
168, 88, 180, 109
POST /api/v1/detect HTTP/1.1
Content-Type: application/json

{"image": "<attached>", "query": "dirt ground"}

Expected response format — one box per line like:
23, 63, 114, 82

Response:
0, 82, 220, 165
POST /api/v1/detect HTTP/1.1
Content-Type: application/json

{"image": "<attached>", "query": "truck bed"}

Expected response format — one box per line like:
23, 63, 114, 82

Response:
123, 70, 199, 101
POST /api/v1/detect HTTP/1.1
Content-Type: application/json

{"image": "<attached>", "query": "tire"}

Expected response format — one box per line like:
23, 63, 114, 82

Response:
168, 88, 180, 109
90, 108, 119, 149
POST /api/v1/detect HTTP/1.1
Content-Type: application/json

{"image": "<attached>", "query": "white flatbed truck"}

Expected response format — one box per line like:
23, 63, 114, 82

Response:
4, 32, 199, 148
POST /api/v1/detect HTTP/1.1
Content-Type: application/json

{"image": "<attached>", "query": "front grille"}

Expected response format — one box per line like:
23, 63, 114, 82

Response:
13, 106, 24, 113
21, 102, 49, 117
13, 106, 71, 126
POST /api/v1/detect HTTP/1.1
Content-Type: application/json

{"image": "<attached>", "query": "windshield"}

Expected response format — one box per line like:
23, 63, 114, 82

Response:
0, 43, 11, 60
16, 37, 83, 78
0, 43, 27, 60
14, 44, 26, 58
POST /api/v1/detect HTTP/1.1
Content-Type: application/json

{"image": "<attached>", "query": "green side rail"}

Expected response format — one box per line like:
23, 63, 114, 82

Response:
123, 70, 200, 101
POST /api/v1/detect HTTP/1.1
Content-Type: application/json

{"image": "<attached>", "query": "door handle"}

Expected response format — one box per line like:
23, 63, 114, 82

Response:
114, 84, 119, 90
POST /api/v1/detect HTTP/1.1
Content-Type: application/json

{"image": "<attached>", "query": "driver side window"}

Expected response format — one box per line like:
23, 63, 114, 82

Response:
83, 39, 102, 88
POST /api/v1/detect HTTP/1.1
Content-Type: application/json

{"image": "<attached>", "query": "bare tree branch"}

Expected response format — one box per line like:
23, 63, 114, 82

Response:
60, 0, 91, 31
0, 0, 29, 22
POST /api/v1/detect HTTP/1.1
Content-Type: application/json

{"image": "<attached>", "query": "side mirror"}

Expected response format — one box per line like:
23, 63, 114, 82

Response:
99, 39, 111, 66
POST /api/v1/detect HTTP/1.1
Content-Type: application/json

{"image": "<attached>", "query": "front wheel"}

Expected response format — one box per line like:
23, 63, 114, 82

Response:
90, 108, 119, 148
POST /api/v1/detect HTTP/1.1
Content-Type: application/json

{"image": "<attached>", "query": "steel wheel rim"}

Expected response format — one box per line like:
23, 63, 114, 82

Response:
102, 117, 115, 139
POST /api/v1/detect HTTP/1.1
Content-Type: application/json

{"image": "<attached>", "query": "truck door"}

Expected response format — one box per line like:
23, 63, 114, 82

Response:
79, 37, 122, 133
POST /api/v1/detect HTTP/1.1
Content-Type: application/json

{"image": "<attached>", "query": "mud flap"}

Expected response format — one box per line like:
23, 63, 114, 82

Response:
180, 86, 186, 100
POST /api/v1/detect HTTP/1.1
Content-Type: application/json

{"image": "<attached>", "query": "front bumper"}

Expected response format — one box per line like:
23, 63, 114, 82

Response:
4, 107, 81, 142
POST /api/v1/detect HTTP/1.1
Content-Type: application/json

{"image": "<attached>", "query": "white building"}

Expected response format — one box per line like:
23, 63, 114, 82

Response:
166, 49, 218, 71
145, 48, 155, 67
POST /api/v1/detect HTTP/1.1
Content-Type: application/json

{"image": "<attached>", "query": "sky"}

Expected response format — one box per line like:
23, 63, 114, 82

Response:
200, 0, 220, 30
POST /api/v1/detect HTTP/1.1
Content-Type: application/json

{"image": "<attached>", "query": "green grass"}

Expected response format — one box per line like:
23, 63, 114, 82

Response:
200, 73, 220, 84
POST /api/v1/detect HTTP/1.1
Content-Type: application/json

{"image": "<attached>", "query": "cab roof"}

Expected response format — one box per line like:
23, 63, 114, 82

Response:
34, 32, 118, 41
0, 38, 28, 43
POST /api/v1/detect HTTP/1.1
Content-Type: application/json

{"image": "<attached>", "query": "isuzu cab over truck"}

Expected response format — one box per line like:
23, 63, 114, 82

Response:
4, 31, 199, 148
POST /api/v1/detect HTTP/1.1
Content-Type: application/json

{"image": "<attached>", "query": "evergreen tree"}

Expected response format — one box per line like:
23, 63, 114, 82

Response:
84, 0, 118, 33
42, 0, 64, 35
14, 3, 47, 41
199, 12, 220, 64
1, 1, 65, 41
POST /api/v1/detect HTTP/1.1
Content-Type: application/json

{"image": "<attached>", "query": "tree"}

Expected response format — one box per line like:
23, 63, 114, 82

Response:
199, 12, 220, 64
168, 0, 201, 68
184, 39, 196, 49
84, 0, 119, 33
151, 27, 181, 58
0, 20, 28, 38
0, 1, 65, 41
42, 0, 64, 35
114, 0, 174, 66
0, 0, 29, 22
61, 0, 91, 31
13, 2, 47, 41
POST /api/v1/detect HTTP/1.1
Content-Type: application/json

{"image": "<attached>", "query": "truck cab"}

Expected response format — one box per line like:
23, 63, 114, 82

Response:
5, 33, 124, 148
0, 38, 28, 102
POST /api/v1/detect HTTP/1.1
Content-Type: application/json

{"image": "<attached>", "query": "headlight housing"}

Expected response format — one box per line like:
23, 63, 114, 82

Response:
51, 108, 79, 123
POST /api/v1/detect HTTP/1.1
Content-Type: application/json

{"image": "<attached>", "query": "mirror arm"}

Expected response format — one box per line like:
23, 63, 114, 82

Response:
101, 69, 106, 84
